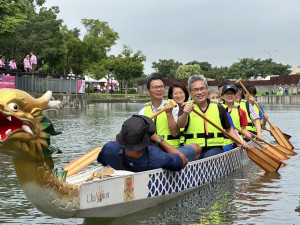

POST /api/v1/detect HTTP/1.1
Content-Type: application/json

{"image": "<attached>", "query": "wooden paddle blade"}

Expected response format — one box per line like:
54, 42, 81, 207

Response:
270, 125, 294, 150
64, 147, 102, 177
274, 145, 297, 156
247, 146, 282, 172
283, 132, 292, 140
263, 145, 290, 160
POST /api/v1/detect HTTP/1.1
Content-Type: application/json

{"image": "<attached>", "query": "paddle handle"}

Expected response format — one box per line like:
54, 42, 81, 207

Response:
149, 99, 177, 119
191, 108, 242, 145
235, 127, 263, 148
248, 129, 275, 147
236, 78, 272, 125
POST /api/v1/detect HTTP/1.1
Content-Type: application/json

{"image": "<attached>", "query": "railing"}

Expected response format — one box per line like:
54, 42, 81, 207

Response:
1, 70, 83, 94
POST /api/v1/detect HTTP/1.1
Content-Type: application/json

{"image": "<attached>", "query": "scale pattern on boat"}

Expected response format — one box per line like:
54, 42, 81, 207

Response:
147, 149, 248, 197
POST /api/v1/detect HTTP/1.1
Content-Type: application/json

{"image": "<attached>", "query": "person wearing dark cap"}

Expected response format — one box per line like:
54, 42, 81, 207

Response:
221, 84, 251, 150
97, 115, 188, 172
217, 81, 229, 100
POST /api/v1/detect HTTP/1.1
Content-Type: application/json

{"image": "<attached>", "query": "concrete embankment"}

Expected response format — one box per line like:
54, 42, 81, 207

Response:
32, 93, 87, 108
257, 95, 300, 104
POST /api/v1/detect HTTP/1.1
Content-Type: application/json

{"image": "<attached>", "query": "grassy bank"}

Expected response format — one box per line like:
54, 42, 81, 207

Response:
86, 93, 151, 103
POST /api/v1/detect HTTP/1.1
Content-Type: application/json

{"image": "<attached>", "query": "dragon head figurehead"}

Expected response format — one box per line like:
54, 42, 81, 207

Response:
0, 88, 61, 162
0, 89, 80, 218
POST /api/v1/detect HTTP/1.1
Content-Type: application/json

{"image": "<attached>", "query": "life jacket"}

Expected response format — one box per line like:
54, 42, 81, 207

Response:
239, 99, 257, 133
144, 100, 180, 147
184, 99, 226, 148
222, 102, 242, 145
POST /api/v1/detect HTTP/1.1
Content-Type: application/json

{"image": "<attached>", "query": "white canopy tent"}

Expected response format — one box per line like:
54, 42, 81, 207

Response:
98, 78, 119, 85
84, 75, 98, 83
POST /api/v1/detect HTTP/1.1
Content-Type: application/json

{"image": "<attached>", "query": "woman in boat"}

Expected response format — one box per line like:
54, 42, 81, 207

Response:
97, 115, 188, 172
167, 82, 202, 160
221, 84, 251, 151
139, 77, 201, 162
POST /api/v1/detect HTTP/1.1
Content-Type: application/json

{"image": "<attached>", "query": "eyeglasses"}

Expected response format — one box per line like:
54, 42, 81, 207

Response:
191, 86, 208, 93
151, 85, 165, 90
172, 91, 185, 96
224, 92, 235, 96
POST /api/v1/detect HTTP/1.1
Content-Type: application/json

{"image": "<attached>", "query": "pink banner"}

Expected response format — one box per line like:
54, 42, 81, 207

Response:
0, 75, 15, 89
77, 79, 85, 93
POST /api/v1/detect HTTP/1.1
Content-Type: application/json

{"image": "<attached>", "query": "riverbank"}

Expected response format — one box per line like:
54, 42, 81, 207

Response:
32, 92, 300, 109
86, 93, 151, 104
257, 94, 300, 104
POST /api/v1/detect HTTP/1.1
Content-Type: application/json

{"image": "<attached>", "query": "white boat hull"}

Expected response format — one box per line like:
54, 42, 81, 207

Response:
68, 147, 249, 218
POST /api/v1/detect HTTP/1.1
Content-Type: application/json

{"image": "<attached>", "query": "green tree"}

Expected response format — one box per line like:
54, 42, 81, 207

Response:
82, 19, 119, 67
114, 46, 146, 96
175, 64, 203, 79
0, 0, 27, 38
186, 61, 212, 73
205, 67, 229, 80
61, 25, 87, 75
0, 3, 64, 73
228, 58, 291, 79
151, 59, 182, 78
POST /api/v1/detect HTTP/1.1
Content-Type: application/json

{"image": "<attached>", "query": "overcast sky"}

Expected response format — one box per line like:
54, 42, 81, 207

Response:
44, 0, 300, 75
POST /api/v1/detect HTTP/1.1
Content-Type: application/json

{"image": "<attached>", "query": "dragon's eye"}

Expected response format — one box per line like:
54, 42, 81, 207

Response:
8, 103, 19, 112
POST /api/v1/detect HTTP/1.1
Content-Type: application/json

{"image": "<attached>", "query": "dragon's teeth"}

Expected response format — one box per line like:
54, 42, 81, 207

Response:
22, 125, 33, 135
5, 129, 12, 135
6, 116, 12, 121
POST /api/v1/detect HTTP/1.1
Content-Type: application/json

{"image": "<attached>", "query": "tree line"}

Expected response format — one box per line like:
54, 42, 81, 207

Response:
149, 58, 292, 81
0, 0, 292, 92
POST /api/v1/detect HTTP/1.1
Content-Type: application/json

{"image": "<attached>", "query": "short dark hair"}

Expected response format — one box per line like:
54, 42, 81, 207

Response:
218, 82, 229, 89
168, 82, 189, 102
146, 77, 164, 89
247, 85, 257, 96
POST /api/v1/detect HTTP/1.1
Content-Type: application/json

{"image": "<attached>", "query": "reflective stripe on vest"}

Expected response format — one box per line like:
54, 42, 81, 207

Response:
144, 101, 180, 147
184, 100, 226, 147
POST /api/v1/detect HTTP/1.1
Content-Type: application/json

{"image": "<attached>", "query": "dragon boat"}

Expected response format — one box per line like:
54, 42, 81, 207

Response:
0, 89, 250, 219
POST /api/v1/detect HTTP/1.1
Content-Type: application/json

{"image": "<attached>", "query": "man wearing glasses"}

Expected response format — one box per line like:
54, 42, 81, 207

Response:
177, 75, 246, 158
139, 77, 201, 162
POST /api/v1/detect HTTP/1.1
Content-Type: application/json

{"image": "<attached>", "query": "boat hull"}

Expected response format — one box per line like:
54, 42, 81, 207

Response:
72, 146, 249, 218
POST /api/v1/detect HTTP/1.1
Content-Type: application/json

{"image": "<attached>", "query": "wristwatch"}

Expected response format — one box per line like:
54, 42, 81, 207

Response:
156, 136, 164, 145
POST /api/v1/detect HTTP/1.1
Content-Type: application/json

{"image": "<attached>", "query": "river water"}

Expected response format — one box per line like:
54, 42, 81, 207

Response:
0, 103, 299, 225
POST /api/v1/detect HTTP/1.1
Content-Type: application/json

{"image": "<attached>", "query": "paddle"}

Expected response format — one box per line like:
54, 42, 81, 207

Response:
190, 106, 282, 172
236, 78, 294, 150
235, 127, 289, 161
64, 100, 177, 177
263, 127, 291, 141
250, 130, 297, 156
63, 147, 103, 177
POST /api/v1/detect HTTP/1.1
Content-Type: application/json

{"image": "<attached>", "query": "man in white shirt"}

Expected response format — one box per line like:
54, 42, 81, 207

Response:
139, 77, 201, 162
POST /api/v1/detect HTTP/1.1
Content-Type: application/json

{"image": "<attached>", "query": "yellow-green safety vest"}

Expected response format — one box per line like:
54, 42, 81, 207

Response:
184, 99, 226, 148
222, 102, 242, 145
144, 100, 180, 147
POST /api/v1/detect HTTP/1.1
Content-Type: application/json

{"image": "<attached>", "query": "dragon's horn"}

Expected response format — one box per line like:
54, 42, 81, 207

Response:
49, 100, 61, 109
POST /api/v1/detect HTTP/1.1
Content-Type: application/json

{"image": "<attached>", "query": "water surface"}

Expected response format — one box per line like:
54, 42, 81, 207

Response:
0, 103, 299, 224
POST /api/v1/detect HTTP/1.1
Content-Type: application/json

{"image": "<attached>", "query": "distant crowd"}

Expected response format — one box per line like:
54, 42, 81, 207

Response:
0, 52, 37, 75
